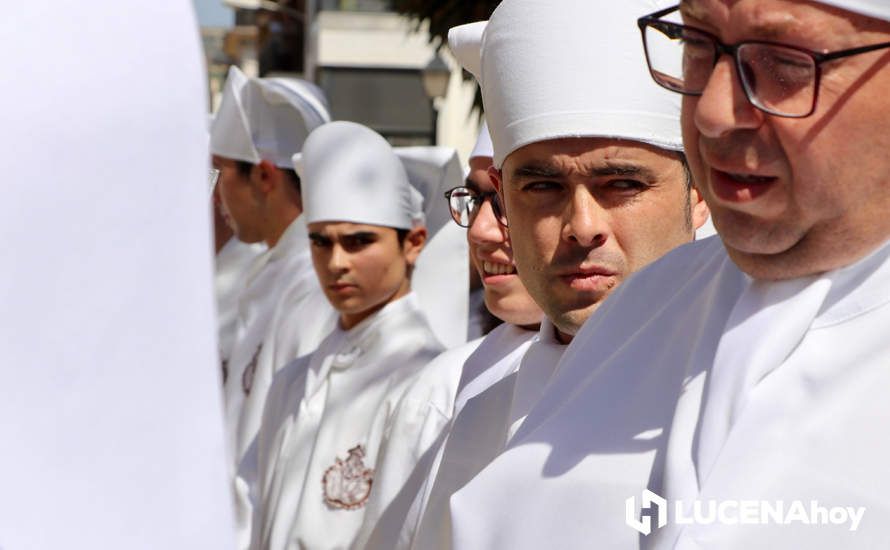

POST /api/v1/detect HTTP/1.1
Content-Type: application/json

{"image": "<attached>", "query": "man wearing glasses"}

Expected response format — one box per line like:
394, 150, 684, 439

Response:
448, 0, 890, 548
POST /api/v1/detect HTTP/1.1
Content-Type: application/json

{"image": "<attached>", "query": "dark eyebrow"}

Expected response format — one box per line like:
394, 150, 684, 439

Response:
591, 162, 658, 181
511, 161, 658, 182
510, 162, 564, 181
343, 231, 378, 240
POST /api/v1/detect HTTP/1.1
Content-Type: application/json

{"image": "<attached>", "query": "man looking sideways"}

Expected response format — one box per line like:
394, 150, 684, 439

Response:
372, 3, 711, 547
450, 0, 890, 548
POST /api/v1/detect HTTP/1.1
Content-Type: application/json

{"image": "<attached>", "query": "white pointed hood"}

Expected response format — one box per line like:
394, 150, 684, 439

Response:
210, 66, 330, 169
448, 0, 682, 168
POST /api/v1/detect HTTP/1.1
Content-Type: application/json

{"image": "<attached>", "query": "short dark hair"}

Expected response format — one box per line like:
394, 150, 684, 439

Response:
396, 228, 410, 247
675, 151, 695, 232
235, 160, 301, 194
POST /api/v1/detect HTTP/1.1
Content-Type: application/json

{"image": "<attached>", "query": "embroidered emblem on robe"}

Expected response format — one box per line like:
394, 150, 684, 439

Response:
322, 445, 374, 510
242, 344, 261, 395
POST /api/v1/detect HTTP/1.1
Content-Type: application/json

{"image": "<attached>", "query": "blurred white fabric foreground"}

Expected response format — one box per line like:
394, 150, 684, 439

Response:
0, 2, 235, 549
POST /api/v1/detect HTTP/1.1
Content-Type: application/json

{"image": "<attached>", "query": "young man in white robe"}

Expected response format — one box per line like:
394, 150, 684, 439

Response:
209, 66, 332, 466
448, 1, 890, 549
353, 123, 544, 549
243, 121, 447, 550
359, 7, 713, 546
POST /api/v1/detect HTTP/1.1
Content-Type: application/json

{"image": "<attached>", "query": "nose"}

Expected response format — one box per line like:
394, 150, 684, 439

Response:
328, 244, 350, 274
468, 200, 507, 249
562, 186, 608, 248
693, 55, 764, 138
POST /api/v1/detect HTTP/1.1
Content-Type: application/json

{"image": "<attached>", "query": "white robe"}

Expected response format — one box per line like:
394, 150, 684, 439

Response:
224, 215, 316, 463
358, 323, 541, 549
413, 320, 564, 550
352, 337, 484, 550
233, 271, 336, 549
216, 237, 266, 364
245, 293, 444, 550
449, 237, 890, 550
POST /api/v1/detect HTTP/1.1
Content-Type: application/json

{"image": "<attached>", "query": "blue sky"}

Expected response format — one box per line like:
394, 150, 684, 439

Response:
194, 0, 234, 27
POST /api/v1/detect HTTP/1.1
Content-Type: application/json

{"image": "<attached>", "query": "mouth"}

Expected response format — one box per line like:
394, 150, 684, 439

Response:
710, 168, 779, 203
329, 282, 358, 294
558, 267, 617, 293
478, 259, 518, 286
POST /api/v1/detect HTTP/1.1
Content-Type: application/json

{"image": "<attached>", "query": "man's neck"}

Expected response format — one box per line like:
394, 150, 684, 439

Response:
264, 210, 300, 248
214, 224, 234, 255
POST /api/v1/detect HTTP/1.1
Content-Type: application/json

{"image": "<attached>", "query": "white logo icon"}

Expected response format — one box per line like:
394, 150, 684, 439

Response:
626, 490, 668, 535
625, 491, 866, 534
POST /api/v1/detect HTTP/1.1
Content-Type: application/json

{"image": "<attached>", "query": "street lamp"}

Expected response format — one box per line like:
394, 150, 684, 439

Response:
223, 0, 305, 21
422, 53, 451, 145
422, 53, 451, 101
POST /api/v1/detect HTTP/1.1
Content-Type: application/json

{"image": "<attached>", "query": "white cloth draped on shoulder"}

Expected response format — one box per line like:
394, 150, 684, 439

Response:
448, 237, 890, 549
0, 2, 235, 547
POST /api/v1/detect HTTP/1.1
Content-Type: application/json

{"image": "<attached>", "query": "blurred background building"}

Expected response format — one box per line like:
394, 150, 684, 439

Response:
195, 0, 481, 160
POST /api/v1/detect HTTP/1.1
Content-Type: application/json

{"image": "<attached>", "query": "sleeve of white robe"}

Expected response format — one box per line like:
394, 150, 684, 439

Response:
0, 2, 235, 549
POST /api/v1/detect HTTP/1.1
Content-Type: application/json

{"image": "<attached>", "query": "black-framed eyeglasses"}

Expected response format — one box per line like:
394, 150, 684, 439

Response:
444, 186, 508, 228
638, 5, 890, 118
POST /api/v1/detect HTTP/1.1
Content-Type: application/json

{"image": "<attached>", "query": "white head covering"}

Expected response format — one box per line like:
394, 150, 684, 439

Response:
210, 65, 330, 169
448, 0, 682, 168
0, 2, 234, 548
296, 121, 424, 229
295, 124, 470, 347
815, 0, 890, 20
469, 121, 494, 161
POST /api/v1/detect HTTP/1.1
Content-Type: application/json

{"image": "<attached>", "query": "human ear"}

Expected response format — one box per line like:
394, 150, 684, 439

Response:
690, 186, 711, 231
403, 226, 428, 266
488, 166, 508, 221
252, 159, 277, 194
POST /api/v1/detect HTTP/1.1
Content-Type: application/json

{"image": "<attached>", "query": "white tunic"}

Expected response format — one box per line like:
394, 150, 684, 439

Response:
357, 323, 541, 549
224, 216, 316, 462
216, 237, 266, 363
246, 293, 443, 550
449, 237, 890, 550
412, 320, 564, 550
